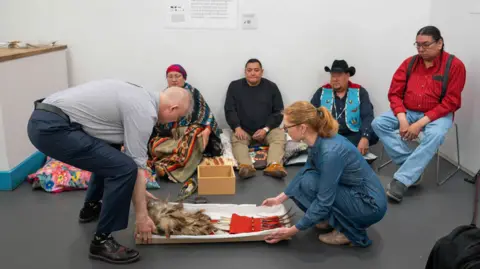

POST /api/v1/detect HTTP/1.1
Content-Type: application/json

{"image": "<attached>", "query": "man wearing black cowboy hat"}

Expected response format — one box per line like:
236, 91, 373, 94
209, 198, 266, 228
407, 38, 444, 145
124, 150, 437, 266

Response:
311, 60, 379, 159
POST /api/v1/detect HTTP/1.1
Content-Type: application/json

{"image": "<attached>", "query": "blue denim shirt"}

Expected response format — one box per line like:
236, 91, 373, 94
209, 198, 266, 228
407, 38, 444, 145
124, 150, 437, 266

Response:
284, 134, 385, 231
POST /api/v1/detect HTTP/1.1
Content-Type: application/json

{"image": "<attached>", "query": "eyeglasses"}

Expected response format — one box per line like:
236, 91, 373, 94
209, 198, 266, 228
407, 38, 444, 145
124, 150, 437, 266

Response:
413, 41, 437, 49
283, 123, 302, 132
167, 74, 183, 80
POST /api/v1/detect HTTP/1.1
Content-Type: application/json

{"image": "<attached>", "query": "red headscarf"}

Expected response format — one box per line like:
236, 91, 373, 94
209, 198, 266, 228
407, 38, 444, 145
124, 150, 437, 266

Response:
166, 64, 187, 79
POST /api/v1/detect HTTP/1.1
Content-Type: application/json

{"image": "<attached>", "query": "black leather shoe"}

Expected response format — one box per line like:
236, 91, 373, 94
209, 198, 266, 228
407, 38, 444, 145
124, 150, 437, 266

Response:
89, 236, 140, 264
79, 202, 102, 223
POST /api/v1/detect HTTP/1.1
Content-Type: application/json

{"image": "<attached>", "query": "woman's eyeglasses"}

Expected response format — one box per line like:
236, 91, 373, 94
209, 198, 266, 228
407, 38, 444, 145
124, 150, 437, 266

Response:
167, 74, 183, 80
283, 123, 302, 132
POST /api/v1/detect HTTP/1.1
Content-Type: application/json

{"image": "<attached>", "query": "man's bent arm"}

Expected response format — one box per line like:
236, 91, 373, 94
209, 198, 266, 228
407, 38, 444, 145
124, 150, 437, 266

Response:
121, 104, 157, 221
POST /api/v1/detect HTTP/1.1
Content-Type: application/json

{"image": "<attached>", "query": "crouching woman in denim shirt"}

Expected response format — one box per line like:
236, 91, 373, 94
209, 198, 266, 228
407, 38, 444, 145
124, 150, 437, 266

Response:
262, 101, 387, 247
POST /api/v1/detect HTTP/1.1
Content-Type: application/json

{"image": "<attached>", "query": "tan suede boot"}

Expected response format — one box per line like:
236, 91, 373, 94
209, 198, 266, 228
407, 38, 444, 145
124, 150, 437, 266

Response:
238, 164, 256, 179
264, 163, 287, 178
318, 229, 352, 245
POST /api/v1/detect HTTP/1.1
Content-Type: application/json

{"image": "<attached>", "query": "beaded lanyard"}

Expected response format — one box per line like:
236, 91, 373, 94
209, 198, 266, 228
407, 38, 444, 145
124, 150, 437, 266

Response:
332, 97, 346, 121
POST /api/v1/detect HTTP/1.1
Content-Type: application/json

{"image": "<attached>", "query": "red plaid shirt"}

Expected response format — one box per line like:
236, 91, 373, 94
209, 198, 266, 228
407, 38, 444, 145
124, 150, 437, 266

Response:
388, 51, 466, 122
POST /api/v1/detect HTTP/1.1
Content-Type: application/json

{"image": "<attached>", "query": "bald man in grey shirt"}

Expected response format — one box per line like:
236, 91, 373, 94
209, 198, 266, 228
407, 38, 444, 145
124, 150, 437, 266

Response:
27, 79, 193, 264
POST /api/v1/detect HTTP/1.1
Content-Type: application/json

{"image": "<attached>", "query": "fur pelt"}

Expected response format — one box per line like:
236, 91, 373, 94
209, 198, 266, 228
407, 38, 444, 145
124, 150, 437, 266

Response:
147, 199, 217, 237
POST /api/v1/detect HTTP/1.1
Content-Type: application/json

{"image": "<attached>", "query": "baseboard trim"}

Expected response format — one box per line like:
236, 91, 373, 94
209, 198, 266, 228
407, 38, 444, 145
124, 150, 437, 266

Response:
0, 151, 46, 191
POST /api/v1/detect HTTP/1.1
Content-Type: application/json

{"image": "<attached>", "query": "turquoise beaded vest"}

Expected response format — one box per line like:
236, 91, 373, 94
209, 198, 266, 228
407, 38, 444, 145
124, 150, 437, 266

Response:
320, 87, 361, 132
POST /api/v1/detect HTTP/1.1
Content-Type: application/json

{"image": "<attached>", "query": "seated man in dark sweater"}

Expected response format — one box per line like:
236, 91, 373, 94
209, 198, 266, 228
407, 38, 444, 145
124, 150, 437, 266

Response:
311, 60, 378, 157
224, 58, 287, 179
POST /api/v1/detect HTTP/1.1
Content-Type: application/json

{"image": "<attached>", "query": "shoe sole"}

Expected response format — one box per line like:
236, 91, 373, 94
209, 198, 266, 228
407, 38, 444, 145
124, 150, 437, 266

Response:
89, 253, 140, 264
239, 173, 255, 179
318, 237, 352, 246
264, 172, 287, 179
386, 190, 402, 203
79, 215, 99, 223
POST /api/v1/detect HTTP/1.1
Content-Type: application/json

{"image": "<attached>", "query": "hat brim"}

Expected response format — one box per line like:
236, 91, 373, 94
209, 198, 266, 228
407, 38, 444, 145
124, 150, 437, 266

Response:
324, 66, 355, 77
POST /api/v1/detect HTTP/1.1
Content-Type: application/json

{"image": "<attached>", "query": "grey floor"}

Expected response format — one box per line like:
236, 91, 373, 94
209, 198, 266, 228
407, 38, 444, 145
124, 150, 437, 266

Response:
0, 144, 477, 269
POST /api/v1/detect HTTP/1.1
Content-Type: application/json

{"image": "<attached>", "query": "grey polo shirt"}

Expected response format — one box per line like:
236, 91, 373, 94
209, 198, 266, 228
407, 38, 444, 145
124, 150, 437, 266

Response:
43, 79, 160, 169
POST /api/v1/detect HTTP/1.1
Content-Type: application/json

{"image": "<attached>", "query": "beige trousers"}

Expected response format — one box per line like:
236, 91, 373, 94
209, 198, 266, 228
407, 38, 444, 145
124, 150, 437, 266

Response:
231, 128, 286, 166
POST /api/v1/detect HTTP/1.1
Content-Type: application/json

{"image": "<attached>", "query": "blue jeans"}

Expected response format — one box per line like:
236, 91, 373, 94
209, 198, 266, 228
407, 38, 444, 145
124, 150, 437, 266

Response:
289, 171, 387, 247
27, 109, 138, 234
371, 110, 453, 186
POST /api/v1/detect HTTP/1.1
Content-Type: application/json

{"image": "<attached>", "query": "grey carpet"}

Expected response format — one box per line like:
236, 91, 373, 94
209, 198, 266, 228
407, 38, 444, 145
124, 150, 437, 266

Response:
0, 145, 476, 269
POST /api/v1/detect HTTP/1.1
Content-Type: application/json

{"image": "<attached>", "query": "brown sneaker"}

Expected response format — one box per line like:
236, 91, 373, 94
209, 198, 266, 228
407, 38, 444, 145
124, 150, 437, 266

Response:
238, 164, 256, 179
264, 163, 287, 178
315, 221, 330, 230
318, 229, 351, 245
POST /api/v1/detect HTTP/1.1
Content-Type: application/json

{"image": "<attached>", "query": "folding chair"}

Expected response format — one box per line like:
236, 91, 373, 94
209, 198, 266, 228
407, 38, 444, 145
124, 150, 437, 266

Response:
377, 123, 460, 186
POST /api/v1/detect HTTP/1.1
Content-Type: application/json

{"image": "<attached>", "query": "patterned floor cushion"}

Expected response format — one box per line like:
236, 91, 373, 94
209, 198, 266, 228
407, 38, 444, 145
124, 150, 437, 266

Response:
283, 134, 309, 166
27, 157, 160, 193
249, 145, 269, 169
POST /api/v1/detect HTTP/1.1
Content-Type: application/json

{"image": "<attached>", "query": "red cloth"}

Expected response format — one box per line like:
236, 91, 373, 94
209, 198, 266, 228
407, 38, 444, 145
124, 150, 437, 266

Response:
388, 51, 466, 122
166, 64, 187, 79
229, 214, 262, 234
321, 81, 362, 89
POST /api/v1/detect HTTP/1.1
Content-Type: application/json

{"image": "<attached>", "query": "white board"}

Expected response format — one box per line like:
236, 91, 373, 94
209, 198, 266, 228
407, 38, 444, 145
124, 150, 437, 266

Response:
166, 0, 239, 29
136, 203, 292, 244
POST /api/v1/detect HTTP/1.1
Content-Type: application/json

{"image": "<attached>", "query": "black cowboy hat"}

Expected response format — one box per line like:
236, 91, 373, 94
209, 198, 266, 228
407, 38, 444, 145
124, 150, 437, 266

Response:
324, 60, 356, 76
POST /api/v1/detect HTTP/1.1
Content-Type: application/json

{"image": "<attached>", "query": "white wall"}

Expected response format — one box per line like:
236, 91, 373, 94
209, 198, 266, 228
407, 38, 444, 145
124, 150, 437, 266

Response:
14, 1, 480, 171
429, 0, 480, 175
0, 51, 69, 170
0, 106, 8, 171
0, 0, 431, 125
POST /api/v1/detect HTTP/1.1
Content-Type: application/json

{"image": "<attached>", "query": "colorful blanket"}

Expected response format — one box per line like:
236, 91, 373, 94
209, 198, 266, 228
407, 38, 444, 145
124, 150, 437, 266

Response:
27, 157, 160, 193
157, 83, 221, 138
148, 83, 223, 183
148, 125, 205, 183
249, 145, 269, 169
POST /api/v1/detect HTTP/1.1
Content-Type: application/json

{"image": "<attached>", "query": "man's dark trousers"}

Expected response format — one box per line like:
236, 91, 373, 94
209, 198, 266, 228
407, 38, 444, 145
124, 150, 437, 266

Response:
27, 109, 137, 234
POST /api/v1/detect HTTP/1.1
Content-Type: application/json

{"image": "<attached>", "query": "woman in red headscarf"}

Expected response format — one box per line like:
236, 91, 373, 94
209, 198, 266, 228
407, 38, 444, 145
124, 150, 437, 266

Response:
147, 64, 223, 183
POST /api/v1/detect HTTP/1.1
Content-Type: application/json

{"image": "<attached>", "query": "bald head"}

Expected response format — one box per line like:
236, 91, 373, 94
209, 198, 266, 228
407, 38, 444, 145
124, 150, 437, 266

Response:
163, 86, 194, 113
157, 86, 194, 124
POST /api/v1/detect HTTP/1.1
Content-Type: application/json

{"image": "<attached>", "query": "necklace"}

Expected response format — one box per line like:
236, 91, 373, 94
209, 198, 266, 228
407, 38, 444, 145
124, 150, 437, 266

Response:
332, 98, 346, 120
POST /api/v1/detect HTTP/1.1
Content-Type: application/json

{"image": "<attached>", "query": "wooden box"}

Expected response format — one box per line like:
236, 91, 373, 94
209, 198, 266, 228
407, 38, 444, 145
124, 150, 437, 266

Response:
197, 165, 235, 195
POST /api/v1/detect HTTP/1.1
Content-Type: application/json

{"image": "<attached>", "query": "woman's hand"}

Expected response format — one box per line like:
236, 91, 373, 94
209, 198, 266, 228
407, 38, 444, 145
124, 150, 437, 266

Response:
264, 226, 299, 244
261, 197, 281, 206
261, 193, 288, 206
197, 128, 211, 150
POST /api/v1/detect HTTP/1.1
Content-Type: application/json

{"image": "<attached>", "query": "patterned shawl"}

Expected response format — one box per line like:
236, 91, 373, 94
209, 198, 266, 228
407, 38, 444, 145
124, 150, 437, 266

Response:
157, 82, 220, 137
